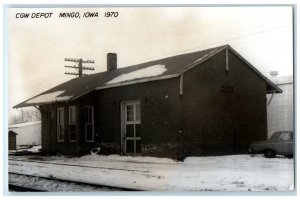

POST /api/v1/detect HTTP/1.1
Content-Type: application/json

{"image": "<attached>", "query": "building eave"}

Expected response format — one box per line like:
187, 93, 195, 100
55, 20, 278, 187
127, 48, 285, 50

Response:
227, 46, 283, 94
13, 99, 73, 109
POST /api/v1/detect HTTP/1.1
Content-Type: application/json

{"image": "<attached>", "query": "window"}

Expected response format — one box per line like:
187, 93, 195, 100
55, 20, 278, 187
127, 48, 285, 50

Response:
126, 103, 141, 123
278, 132, 290, 141
57, 107, 64, 142
124, 102, 141, 154
69, 106, 77, 142
85, 106, 94, 142
135, 103, 141, 121
126, 105, 134, 122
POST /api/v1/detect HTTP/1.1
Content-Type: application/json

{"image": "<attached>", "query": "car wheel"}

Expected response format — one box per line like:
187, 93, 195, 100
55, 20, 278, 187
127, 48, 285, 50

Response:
264, 149, 275, 158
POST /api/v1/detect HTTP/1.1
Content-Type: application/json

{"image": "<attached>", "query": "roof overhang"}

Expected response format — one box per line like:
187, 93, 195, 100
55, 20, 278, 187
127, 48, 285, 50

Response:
226, 46, 282, 94
13, 97, 74, 109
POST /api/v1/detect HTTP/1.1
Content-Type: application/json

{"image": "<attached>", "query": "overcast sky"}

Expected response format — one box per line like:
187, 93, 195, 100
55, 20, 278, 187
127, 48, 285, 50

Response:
8, 6, 293, 117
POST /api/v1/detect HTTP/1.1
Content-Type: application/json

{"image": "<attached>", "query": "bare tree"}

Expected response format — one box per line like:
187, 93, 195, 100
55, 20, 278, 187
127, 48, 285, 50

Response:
9, 108, 41, 125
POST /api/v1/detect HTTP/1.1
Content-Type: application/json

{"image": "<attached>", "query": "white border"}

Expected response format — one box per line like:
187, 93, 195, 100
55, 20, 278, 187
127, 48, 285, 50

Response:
2, 1, 298, 199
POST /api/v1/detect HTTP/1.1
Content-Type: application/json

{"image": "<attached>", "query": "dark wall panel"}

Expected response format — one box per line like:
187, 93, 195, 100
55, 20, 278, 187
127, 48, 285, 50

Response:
96, 78, 183, 157
182, 49, 267, 155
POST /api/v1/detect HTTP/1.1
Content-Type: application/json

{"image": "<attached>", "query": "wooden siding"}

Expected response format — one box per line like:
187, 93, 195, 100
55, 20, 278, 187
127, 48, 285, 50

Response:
41, 91, 98, 155
95, 78, 183, 158
182, 49, 267, 155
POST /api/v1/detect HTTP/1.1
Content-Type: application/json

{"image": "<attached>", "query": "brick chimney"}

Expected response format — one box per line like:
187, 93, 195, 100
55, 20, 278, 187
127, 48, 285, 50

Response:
107, 53, 117, 72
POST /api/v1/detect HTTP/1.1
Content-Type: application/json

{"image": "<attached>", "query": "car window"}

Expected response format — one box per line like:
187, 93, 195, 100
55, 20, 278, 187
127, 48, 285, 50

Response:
278, 132, 290, 141
270, 132, 281, 140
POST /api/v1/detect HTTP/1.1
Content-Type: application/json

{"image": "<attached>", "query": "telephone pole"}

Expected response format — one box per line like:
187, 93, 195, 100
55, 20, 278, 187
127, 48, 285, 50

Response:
64, 58, 95, 77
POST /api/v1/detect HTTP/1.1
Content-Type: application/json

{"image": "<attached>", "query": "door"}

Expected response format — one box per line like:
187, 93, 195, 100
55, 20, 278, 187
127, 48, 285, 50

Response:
121, 101, 141, 155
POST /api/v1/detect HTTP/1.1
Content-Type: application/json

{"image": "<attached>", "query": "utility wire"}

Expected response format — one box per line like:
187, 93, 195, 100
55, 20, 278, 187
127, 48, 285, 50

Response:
120, 24, 291, 67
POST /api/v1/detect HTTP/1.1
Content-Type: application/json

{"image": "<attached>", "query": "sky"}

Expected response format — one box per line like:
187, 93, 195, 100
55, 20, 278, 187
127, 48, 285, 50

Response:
8, 6, 293, 118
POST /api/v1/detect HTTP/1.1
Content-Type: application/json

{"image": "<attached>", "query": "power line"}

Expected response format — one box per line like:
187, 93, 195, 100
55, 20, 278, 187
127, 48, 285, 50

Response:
64, 58, 95, 77
120, 24, 291, 67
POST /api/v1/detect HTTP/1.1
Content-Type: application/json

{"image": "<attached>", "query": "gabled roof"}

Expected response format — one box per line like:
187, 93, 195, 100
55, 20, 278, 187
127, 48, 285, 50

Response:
9, 130, 18, 135
14, 45, 282, 108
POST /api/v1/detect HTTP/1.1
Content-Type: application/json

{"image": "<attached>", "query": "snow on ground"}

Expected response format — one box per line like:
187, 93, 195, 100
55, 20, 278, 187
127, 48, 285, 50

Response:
18, 145, 42, 152
106, 64, 167, 85
9, 154, 293, 191
9, 145, 42, 154
8, 145, 42, 155
9, 174, 120, 192
26, 91, 73, 104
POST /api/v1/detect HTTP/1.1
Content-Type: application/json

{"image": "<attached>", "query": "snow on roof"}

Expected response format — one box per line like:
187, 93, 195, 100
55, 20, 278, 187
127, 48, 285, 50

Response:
26, 91, 73, 104
106, 64, 167, 85
9, 121, 41, 129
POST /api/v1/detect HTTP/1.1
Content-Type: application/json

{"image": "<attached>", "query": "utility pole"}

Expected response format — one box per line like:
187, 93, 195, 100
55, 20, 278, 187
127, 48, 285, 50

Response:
64, 58, 95, 77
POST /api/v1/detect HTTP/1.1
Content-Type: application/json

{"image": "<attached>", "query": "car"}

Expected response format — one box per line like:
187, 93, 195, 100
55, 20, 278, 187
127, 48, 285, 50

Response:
248, 131, 294, 158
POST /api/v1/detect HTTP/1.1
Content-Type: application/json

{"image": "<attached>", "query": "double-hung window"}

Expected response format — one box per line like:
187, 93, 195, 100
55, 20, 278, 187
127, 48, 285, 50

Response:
69, 106, 77, 142
85, 106, 94, 142
124, 102, 141, 154
57, 107, 65, 142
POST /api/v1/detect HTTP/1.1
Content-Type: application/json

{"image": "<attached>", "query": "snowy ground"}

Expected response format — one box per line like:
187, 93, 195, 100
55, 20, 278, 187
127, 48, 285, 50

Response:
8, 153, 294, 192
16, 145, 41, 152
9, 173, 121, 192
9, 145, 42, 156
